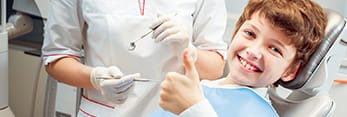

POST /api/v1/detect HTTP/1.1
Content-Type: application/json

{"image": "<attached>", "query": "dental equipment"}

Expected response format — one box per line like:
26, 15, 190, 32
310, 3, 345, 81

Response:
96, 76, 154, 82
128, 20, 164, 51
269, 9, 347, 117
0, 0, 15, 116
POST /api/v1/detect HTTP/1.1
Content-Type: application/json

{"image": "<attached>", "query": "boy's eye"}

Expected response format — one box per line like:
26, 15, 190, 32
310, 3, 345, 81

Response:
245, 31, 255, 37
270, 46, 282, 55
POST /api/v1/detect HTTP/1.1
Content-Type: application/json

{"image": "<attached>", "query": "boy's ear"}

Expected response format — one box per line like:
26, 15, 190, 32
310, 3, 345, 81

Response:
281, 64, 300, 82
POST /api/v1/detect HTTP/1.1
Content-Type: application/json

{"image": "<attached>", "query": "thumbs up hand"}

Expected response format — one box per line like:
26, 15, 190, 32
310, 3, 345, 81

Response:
159, 48, 205, 115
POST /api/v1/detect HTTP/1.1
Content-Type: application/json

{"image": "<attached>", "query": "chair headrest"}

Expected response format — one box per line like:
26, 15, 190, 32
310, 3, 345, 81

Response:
278, 9, 346, 89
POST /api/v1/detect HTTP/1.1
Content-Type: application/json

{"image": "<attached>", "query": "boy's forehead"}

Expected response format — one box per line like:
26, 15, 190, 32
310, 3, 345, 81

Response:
242, 12, 297, 58
246, 12, 293, 45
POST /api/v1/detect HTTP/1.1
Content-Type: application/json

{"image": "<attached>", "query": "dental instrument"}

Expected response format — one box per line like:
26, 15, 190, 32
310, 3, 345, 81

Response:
96, 76, 154, 82
128, 21, 163, 51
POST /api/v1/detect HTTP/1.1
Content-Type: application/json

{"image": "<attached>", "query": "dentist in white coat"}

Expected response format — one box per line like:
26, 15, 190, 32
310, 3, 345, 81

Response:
42, 0, 227, 116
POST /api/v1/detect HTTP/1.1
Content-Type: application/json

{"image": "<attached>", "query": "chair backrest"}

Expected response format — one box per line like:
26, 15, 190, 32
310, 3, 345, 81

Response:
268, 9, 347, 117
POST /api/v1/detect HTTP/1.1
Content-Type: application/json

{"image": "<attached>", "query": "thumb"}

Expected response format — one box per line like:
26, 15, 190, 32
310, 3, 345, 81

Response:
183, 48, 199, 82
108, 66, 123, 79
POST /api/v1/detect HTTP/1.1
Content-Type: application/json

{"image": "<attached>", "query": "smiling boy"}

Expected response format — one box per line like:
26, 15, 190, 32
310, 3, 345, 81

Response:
154, 0, 327, 117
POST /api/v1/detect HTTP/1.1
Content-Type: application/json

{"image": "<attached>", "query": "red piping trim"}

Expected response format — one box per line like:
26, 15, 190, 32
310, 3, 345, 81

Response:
82, 95, 114, 109
42, 54, 81, 58
79, 108, 96, 117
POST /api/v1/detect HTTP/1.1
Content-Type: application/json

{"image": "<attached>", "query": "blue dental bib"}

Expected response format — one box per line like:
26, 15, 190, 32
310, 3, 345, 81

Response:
149, 85, 279, 117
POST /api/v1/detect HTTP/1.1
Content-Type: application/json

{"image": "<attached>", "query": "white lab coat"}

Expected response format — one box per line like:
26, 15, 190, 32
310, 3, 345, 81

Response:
42, 0, 227, 116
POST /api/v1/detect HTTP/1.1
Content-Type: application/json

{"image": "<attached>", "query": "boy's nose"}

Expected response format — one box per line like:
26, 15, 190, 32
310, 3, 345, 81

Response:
246, 46, 262, 60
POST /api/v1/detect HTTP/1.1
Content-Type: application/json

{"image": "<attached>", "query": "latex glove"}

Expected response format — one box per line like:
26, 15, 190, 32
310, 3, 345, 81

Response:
151, 14, 192, 46
186, 43, 198, 63
159, 48, 204, 115
151, 14, 197, 65
90, 66, 140, 104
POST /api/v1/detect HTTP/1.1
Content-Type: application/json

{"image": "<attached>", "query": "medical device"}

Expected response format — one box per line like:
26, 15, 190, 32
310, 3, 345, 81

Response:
128, 21, 163, 51
96, 76, 154, 82
268, 9, 347, 117
0, 0, 15, 116
128, 29, 155, 51
0, 0, 44, 116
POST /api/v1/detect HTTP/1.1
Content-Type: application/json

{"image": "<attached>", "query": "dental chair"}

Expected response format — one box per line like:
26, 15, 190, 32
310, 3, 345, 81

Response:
268, 9, 347, 117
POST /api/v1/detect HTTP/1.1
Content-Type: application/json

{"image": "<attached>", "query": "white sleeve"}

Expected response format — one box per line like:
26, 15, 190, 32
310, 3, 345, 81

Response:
192, 0, 228, 59
42, 0, 85, 65
179, 99, 218, 117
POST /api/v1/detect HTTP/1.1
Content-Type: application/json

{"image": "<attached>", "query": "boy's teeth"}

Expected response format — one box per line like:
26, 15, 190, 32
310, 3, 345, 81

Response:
240, 58, 256, 71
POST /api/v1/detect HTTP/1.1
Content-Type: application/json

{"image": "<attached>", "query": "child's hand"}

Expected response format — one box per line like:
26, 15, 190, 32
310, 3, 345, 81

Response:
159, 48, 204, 115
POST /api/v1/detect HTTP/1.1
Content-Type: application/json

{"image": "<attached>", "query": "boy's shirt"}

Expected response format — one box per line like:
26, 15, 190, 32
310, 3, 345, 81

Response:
149, 78, 279, 117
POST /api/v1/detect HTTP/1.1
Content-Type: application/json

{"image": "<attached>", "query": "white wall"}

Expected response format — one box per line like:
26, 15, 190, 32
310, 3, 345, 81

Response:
223, 0, 248, 44
315, 0, 347, 17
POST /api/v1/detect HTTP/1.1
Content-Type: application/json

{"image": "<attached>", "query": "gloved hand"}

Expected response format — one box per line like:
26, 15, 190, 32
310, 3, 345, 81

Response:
186, 43, 198, 63
90, 66, 140, 104
150, 14, 193, 45
151, 14, 197, 64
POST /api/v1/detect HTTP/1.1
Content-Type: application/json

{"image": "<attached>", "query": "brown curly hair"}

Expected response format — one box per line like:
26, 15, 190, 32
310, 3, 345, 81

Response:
232, 0, 327, 72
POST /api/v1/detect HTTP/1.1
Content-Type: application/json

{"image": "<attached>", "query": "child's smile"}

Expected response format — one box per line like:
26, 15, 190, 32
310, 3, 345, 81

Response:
225, 11, 297, 87
238, 55, 262, 73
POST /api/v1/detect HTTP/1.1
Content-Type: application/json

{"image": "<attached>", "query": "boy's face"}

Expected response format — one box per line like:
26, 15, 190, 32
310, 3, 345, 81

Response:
226, 12, 297, 87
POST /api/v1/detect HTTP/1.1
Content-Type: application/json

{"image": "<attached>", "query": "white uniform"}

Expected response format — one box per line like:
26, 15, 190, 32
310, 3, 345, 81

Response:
42, 0, 227, 116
